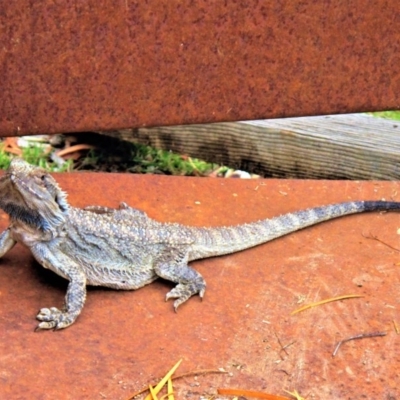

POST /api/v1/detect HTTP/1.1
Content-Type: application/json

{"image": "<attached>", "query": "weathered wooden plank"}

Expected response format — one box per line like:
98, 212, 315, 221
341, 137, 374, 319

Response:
104, 114, 400, 180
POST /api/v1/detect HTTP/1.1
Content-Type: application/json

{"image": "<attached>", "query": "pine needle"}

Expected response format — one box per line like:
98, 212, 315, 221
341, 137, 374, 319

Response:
283, 389, 307, 400
167, 378, 174, 400
291, 294, 363, 315
127, 366, 225, 399
217, 388, 291, 399
143, 359, 182, 400
393, 320, 400, 334
148, 385, 159, 400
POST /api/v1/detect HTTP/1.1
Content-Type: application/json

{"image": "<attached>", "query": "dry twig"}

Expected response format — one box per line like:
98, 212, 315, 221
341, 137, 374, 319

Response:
332, 331, 387, 357
361, 232, 400, 252
274, 330, 295, 357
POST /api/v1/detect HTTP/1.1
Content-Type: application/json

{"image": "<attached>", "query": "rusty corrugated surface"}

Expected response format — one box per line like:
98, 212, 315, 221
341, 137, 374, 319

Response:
1, 1, 399, 136
1, 172, 399, 399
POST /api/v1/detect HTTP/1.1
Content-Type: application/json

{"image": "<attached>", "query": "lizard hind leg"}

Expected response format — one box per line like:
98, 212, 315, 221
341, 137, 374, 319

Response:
154, 248, 206, 311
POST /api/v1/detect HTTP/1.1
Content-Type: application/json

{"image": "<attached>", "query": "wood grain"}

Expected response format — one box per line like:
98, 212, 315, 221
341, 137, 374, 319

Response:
103, 114, 400, 180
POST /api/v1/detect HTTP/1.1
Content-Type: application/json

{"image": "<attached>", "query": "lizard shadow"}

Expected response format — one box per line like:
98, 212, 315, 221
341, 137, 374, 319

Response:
30, 258, 173, 294
30, 259, 112, 294
31, 259, 68, 292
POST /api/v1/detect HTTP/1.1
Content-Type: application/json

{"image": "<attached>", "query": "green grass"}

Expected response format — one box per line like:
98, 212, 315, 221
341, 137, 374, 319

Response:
0, 137, 219, 176
128, 143, 218, 175
74, 134, 220, 175
369, 110, 400, 120
0, 149, 11, 170
82, 142, 219, 175
0, 144, 73, 172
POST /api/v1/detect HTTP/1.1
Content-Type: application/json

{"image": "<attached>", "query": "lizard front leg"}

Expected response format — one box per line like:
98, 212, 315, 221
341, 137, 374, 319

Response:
154, 247, 206, 310
0, 228, 16, 257
30, 242, 87, 330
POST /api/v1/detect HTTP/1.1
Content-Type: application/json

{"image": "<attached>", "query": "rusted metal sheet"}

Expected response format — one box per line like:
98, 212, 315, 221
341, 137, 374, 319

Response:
1, 172, 400, 398
0, 2, 399, 136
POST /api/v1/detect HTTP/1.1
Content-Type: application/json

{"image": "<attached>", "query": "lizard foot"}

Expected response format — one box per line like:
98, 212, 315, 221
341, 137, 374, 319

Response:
165, 281, 206, 311
36, 307, 76, 330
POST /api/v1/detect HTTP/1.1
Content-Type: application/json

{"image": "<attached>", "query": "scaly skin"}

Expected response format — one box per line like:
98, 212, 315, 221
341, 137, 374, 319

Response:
0, 158, 399, 330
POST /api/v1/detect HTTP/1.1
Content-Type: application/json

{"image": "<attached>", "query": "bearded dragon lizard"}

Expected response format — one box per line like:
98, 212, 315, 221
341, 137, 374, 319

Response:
0, 158, 399, 330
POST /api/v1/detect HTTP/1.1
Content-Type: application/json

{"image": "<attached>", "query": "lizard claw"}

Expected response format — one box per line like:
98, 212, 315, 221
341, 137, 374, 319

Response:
35, 307, 76, 330
165, 281, 206, 311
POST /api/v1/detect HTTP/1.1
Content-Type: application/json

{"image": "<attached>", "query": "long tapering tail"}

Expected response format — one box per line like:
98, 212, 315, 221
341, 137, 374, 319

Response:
188, 200, 400, 260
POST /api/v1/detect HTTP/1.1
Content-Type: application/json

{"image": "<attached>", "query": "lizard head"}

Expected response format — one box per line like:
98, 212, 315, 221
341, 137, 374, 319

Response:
0, 158, 69, 232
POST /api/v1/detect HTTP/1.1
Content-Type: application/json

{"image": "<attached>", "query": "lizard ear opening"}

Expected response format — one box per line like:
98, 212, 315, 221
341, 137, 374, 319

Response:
41, 174, 69, 212
55, 191, 69, 212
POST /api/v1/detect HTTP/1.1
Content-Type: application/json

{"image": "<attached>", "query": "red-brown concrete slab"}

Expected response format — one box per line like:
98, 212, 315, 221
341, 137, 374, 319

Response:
1, 173, 400, 399
1, 2, 399, 135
